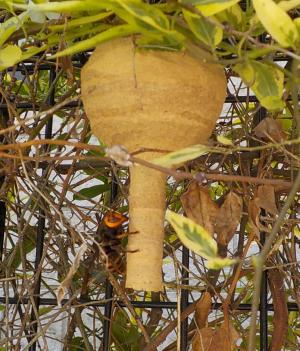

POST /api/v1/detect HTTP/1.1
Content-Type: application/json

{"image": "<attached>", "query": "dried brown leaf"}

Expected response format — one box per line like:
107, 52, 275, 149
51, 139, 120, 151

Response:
192, 321, 239, 351
195, 292, 212, 329
256, 185, 278, 216
248, 198, 261, 235
181, 182, 219, 235
253, 117, 286, 142
215, 192, 242, 246
56, 242, 87, 306
248, 185, 278, 237
56, 41, 75, 85
192, 327, 214, 351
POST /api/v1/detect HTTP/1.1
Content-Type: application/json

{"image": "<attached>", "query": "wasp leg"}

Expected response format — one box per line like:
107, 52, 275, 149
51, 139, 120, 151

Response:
123, 249, 139, 254
115, 231, 139, 239
104, 244, 138, 254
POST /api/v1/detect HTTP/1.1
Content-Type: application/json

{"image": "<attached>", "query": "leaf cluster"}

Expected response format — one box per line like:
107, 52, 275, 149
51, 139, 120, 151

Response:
0, 0, 300, 109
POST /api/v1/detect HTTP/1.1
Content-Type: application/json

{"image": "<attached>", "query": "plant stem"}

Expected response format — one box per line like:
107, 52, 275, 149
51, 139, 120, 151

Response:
247, 170, 300, 351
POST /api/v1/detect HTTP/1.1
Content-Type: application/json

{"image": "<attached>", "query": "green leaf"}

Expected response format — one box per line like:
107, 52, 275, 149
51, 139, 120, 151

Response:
0, 45, 22, 70
39, 306, 53, 316
49, 11, 113, 32
0, 1, 13, 11
180, 0, 240, 16
216, 4, 245, 29
0, 12, 29, 47
235, 60, 284, 110
69, 336, 85, 351
113, 0, 184, 46
183, 9, 223, 46
20, 45, 48, 62
111, 309, 140, 351
165, 210, 217, 259
293, 17, 300, 37
206, 257, 236, 269
115, 0, 170, 32
253, 0, 298, 47
197, 0, 240, 17
5, 226, 37, 269
217, 134, 233, 146
152, 144, 210, 168
279, 0, 300, 11
73, 184, 110, 200
14, 0, 109, 13
51, 24, 137, 58
294, 226, 300, 239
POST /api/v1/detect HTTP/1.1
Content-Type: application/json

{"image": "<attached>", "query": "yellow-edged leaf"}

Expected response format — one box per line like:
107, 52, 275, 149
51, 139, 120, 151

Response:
196, 0, 240, 17
115, 0, 170, 32
217, 135, 233, 146
278, 0, 300, 12
52, 24, 137, 58
235, 60, 284, 110
49, 12, 114, 32
183, 9, 223, 46
179, 0, 240, 16
216, 4, 245, 30
113, 0, 184, 46
0, 12, 29, 47
152, 144, 210, 168
165, 210, 217, 260
253, 0, 298, 47
294, 226, 300, 239
18, 0, 109, 13
206, 257, 236, 269
166, 210, 235, 269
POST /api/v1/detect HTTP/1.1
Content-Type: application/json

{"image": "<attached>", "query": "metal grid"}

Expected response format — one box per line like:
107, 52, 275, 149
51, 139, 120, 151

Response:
0, 57, 298, 351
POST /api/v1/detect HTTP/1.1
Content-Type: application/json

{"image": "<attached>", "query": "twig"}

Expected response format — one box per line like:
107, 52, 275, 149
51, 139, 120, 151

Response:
130, 156, 292, 188
0, 139, 104, 153
0, 96, 80, 136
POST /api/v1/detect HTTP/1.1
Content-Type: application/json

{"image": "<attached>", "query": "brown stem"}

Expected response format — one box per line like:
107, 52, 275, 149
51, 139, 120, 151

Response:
268, 268, 288, 351
248, 170, 300, 351
131, 156, 292, 188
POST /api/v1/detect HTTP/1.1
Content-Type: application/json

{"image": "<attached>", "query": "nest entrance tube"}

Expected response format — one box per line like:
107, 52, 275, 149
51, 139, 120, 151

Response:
81, 37, 226, 291
127, 160, 166, 291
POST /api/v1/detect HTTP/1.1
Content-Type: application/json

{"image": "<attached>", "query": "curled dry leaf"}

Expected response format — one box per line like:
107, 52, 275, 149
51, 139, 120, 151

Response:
181, 182, 219, 235
256, 185, 278, 216
215, 192, 243, 246
253, 117, 286, 142
195, 292, 212, 329
249, 185, 278, 235
181, 184, 242, 247
56, 242, 88, 306
248, 198, 261, 235
192, 321, 239, 351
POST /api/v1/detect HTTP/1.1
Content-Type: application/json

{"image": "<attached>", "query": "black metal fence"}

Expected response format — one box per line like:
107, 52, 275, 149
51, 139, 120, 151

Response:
0, 55, 298, 351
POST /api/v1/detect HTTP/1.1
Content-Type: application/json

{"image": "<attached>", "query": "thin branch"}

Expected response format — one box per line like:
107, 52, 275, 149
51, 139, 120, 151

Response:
130, 156, 292, 188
